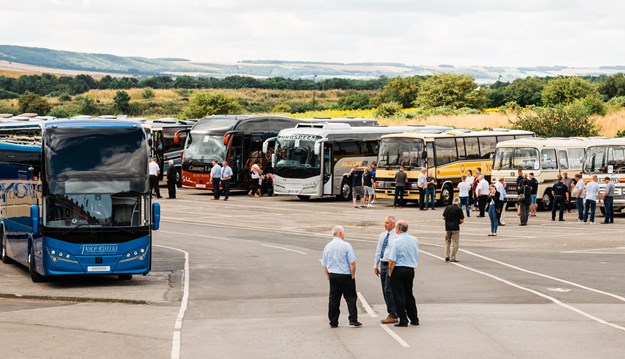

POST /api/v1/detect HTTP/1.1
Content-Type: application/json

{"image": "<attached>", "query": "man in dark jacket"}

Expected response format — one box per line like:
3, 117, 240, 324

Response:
166, 160, 177, 199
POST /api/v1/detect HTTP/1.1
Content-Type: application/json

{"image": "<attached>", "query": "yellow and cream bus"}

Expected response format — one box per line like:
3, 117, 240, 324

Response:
375, 129, 533, 206
492, 137, 604, 210
582, 138, 625, 214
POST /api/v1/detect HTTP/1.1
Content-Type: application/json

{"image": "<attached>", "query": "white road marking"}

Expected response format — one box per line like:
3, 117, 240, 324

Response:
419, 249, 625, 333
547, 288, 572, 293
379, 324, 410, 348
260, 244, 307, 255
561, 247, 625, 254
158, 230, 231, 241
154, 244, 190, 359
357, 292, 409, 348
356, 291, 378, 318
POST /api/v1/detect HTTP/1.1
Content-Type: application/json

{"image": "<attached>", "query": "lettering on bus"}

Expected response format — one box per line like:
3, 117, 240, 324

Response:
188, 165, 211, 172
340, 161, 366, 168
278, 134, 318, 141
81, 245, 119, 255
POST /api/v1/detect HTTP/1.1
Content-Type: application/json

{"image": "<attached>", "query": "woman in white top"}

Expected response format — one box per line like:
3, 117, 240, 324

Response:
465, 170, 475, 209
457, 175, 471, 217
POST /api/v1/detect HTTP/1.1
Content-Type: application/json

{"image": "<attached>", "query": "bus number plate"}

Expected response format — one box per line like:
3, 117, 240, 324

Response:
87, 266, 111, 272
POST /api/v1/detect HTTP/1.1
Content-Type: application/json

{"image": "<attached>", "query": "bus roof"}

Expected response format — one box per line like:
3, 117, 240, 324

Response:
494, 136, 608, 149
277, 124, 422, 139
191, 115, 299, 134
380, 128, 534, 140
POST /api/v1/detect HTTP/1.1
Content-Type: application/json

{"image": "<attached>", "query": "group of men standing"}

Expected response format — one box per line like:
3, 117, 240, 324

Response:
209, 159, 233, 201
322, 216, 420, 328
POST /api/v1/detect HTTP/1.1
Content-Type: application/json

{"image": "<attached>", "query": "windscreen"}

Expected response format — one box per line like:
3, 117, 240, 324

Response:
378, 138, 425, 168
184, 133, 226, 163
274, 134, 321, 179
493, 147, 539, 171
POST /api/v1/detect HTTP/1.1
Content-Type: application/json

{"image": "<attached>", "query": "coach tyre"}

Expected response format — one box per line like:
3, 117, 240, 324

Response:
29, 245, 45, 283
1, 227, 13, 264
440, 183, 453, 206
297, 195, 311, 201
338, 178, 352, 201
118, 274, 133, 280
540, 191, 552, 211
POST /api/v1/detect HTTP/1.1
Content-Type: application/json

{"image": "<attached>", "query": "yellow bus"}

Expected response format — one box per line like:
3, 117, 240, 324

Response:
375, 129, 533, 206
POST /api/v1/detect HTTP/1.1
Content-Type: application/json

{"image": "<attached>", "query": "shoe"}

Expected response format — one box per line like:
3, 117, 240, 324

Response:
410, 321, 420, 326
551, 218, 555, 221
559, 219, 564, 221
450, 259, 459, 262
499, 222, 505, 226
330, 323, 338, 328
431, 208, 436, 210
590, 222, 596, 225
157, 196, 162, 199
380, 316, 399, 324
367, 204, 374, 208
576, 219, 583, 222
224, 198, 228, 201
519, 224, 527, 226
371, 200, 377, 204
394, 322, 408, 327
354, 206, 359, 208
349, 321, 362, 327
488, 233, 493, 236
445, 257, 450, 262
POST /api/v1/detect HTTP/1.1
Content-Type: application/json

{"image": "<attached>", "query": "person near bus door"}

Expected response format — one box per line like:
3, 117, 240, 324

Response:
149, 157, 162, 199
211, 159, 222, 200
551, 175, 569, 221
166, 160, 177, 199
221, 161, 233, 201
425, 171, 436, 210
418, 168, 427, 210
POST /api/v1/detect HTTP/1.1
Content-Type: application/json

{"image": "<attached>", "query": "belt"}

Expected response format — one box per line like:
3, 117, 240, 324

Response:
380, 261, 389, 264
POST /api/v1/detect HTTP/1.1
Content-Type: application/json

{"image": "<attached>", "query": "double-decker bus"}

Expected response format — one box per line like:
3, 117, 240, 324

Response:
0, 119, 160, 282
492, 137, 604, 209
141, 119, 193, 186
375, 129, 534, 206
266, 123, 445, 200
582, 138, 625, 214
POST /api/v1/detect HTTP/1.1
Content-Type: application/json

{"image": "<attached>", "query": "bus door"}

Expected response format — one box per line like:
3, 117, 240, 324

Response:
322, 143, 333, 195
250, 132, 268, 170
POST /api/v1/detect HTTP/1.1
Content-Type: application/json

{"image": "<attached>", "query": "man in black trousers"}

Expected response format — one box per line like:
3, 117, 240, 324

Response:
388, 220, 420, 327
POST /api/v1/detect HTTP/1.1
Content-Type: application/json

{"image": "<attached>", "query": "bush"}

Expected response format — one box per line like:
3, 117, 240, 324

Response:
77, 96, 99, 115
616, 129, 625, 138
0, 89, 19, 99
337, 92, 372, 110
511, 105, 599, 137
573, 95, 606, 116
541, 77, 599, 106
47, 107, 75, 118
374, 101, 402, 118
272, 104, 290, 113
180, 92, 243, 119
18, 93, 51, 115
288, 101, 315, 113
142, 87, 155, 99
114, 90, 131, 113
59, 93, 72, 101
607, 96, 625, 108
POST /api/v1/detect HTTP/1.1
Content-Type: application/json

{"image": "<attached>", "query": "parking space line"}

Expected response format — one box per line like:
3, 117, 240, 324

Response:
158, 230, 231, 241
260, 244, 307, 255
419, 248, 625, 333
154, 244, 190, 359
357, 292, 410, 347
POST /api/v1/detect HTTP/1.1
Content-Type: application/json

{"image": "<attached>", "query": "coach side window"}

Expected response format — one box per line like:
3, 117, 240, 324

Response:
478, 136, 496, 159
541, 149, 557, 170
465, 137, 480, 160
434, 138, 458, 166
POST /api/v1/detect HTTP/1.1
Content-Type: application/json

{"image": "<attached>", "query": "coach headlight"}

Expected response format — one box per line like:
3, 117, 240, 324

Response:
410, 182, 420, 190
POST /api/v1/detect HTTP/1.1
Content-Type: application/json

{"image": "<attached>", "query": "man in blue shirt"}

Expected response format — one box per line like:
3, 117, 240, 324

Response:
388, 220, 420, 327
322, 225, 362, 328
220, 161, 233, 201
210, 159, 222, 200
373, 216, 398, 324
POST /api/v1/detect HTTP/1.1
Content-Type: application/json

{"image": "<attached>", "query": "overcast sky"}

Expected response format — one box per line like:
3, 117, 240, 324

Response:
1, 0, 623, 67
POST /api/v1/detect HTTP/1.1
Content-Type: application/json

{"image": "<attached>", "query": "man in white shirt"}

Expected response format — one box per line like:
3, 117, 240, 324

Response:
148, 157, 162, 199
210, 159, 222, 200
476, 175, 489, 217
221, 161, 233, 201
573, 174, 585, 222
417, 168, 427, 210
495, 177, 507, 225
583, 175, 600, 224
373, 216, 398, 324
457, 175, 471, 217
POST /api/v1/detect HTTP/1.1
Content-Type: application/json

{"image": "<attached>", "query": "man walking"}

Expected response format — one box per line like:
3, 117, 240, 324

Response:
394, 166, 408, 208
476, 175, 489, 217
221, 161, 233, 201
388, 220, 420, 327
210, 159, 222, 200
418, 168, 427, 210
374, 216, 398, 324
583, 175, 600, 224
443, 197, 464, 262
348, 166, 365, 208
322, 225, 361, 328
551, 175, 569, 221
149, 157, 162, 199
601, 176, 615, 224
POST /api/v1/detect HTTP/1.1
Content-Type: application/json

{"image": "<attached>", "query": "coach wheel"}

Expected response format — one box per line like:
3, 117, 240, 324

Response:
439, 184, 453, 206
297, 195, 311, 201
540, 192, 552, 211
599, 207, 606, 216
1, 228, 13, 264
338, 179, 352, 201
29, 245, 46, 283
118, 274, 133, 280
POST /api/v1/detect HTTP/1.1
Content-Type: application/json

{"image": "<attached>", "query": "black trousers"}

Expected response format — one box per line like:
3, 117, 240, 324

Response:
496, 200, 505, 223
149, 175, 161, 198
419, 188, 426, 209
394, 186, 405, 207
552, 195, 565, 220
221, 179, 230, 199
328, 273, 358, 325
212, 178, 221, 199
390, 266, 419, 325
167, 181, 176, 198
478, 195, 488, 217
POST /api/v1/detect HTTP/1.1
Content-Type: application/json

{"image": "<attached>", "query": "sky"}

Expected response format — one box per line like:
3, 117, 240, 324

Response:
1, 0, 624, 67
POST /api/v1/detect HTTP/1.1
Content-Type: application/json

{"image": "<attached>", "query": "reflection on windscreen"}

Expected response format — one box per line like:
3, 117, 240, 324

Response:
184, 134, 226, 162
584, 146, 625, 174
493, 147, 540, 170
378, 139, 424, 167
45, 193, 146, 228
275, 137, 320, 169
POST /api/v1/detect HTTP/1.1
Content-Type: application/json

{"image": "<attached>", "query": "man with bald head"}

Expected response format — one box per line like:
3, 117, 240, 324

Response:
388, 220, 420, 327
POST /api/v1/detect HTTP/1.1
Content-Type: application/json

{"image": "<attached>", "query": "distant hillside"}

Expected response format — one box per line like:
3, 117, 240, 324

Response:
0, 44, 624, 83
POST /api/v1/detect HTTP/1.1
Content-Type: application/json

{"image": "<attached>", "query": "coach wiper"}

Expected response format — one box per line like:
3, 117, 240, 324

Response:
62, 223, 90, 236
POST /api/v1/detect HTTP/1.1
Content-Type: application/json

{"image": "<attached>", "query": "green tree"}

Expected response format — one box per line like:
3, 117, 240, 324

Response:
598, 73, 625, 100
501, 77, 545, 107
376, 76, 422, 108
180, 92, 242, 119
415, 74, 488, 109
142, 87, 155, 99
48, 107, 74, 118
541, 77, 599, 106
114, 90, 131, 113
374, 101, 402, 118
78, 96, 98, 115
18, 92, 51, 115
511, 105, 599, 137
337, 92, 372, 110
